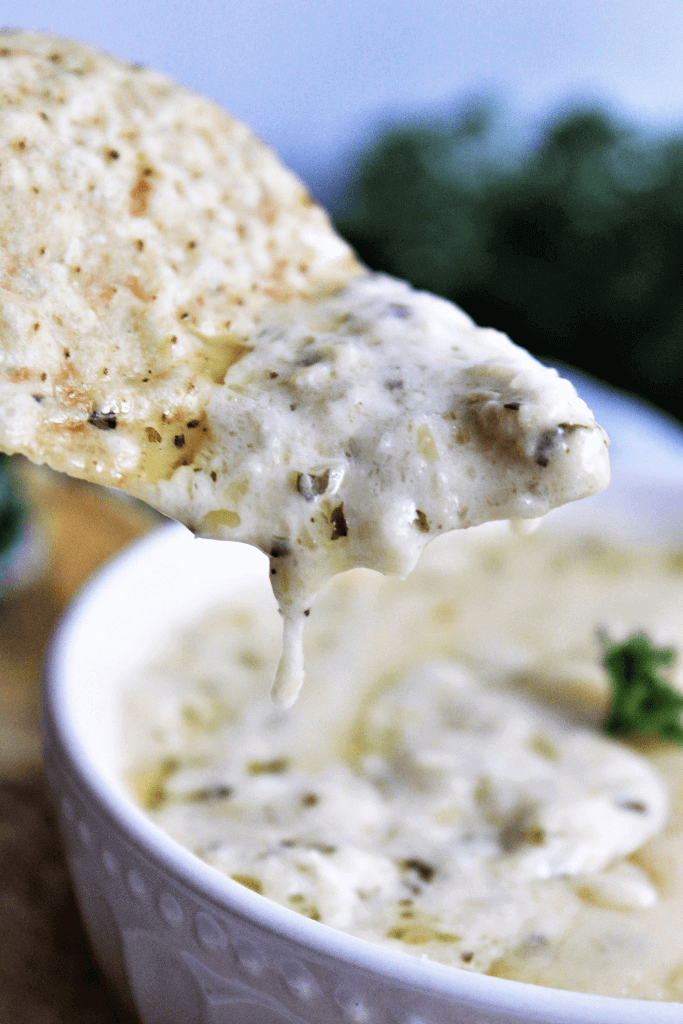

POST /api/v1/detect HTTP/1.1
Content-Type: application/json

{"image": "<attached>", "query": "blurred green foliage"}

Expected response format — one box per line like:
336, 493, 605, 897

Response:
0, 454, 25, 575
335, 102, 683, 421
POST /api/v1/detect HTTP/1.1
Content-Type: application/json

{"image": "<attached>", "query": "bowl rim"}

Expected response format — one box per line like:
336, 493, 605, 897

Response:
41, 490, 683, 1022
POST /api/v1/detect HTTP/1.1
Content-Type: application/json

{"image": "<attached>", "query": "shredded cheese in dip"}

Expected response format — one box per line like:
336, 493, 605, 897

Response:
125, 523, 683, 1000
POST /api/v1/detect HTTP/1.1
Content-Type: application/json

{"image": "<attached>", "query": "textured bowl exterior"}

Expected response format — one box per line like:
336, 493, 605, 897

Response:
41, 486, 683, 1024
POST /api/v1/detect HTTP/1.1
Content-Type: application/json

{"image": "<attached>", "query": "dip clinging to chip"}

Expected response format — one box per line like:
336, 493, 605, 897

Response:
0, 31, 610, 704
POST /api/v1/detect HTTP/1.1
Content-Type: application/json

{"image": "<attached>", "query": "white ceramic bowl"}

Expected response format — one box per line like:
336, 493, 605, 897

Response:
42, 480, 683, 1024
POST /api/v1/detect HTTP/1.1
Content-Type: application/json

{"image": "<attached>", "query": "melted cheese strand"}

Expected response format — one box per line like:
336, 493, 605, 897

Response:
271, 612, 306, 709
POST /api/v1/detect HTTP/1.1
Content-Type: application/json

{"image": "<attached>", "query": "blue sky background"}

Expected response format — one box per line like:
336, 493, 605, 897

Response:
4, 0, 683, 204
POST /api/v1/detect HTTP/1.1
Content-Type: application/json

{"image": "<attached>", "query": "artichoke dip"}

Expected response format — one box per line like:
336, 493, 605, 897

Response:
5, 27, 673, 1006
125, 521, 683, 1002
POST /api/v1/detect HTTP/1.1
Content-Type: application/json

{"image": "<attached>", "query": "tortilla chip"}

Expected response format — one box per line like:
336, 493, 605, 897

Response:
0, 31, 362, 486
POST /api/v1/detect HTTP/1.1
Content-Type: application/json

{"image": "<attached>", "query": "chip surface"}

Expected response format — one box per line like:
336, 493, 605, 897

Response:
0, 32, 610, 703
0, 30, 361, 485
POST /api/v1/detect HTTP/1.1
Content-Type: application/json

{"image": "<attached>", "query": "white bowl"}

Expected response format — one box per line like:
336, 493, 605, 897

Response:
42, 480, 683, 1024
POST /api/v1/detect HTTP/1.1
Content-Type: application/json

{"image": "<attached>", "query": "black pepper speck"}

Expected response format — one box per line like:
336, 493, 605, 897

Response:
88, 410, 117, 430
330, 503, 348, 540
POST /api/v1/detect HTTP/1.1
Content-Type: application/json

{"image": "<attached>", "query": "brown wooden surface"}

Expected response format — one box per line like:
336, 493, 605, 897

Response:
0, 459, 159, 1022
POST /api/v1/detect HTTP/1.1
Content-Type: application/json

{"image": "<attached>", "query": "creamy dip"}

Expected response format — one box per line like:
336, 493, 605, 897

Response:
151, 273, 610, 705
124, 520, 683, 1000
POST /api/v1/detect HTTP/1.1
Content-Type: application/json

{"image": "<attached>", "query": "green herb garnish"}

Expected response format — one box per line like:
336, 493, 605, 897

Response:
603, 633, 683, 744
